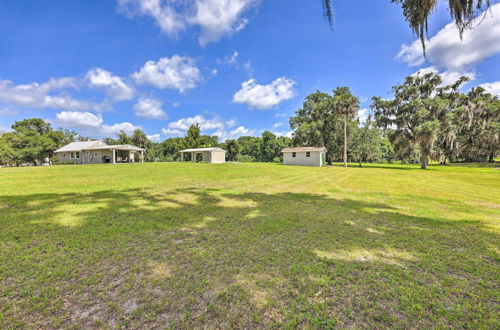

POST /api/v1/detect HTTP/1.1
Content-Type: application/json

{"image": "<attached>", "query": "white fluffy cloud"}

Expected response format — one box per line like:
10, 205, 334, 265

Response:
413, 67, 476, 86
215, 125, 256, 140
102, 122, 142, 135
233, 77, 296, 109
161, 128, 184, 136
479, 81, 500, 97
165, 114, 225, 132
0, 78, 101, 111
56, 111, 103, 128
133, 97, 167, 119
85, 68, 134, 101
161, 114, 255, 141
357, 108, 369, 123
117, 0, 259, 45
55, 111, 141, 136
218, 51, 239, 66
0, 106, 19, 116
397, 4, 500, 71
191, 0, 257, 45
225, 119, 237, 127
147, 133, 161, 142
0, 69, 132, 113
272, 130, 293, 138
132, 56, 202, 93
228, 51, 239, 65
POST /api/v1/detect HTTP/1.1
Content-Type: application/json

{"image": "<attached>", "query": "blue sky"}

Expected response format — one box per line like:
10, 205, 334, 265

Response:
1, 0, 499, 142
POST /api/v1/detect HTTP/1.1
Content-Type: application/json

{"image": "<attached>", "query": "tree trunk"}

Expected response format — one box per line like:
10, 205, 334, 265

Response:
421, 152, 428, 169
343, 114, 347, 168
488, 153, 494, 163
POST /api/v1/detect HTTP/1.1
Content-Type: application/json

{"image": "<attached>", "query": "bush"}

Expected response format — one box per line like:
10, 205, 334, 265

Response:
236, 154, 255, 163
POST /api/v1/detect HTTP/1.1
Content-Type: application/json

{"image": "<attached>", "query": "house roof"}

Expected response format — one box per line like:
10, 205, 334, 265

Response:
281, 147, 327, 153
55, 141, 145, 152
85, 144, 145, 151
180, 147, 226, 153
55, 141, 102, 152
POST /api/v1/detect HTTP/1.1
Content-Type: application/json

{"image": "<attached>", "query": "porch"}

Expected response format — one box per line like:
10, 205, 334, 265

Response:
84, 145, 145, 164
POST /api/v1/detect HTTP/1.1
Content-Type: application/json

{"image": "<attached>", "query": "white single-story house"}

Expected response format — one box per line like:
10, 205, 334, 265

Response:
54, 141, 145, 164
180, 147, 226, 164
282, 147, 327, 167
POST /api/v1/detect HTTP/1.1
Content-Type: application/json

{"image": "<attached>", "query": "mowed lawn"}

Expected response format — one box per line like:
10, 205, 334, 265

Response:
0, 163, 499, 328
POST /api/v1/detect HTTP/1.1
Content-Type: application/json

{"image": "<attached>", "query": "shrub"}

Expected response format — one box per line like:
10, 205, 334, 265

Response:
236, 155, 255, 163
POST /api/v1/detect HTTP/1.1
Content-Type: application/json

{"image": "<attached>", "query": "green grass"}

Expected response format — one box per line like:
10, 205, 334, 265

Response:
0, 162, 498, 328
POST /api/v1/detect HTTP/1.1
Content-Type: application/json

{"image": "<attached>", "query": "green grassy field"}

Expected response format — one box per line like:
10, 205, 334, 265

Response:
0, 163, 499, 328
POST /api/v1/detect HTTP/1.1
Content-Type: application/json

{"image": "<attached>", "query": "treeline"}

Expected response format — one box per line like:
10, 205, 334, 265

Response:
1, 72, 498, 168
373, 73, 499, 168
0, 120, 292, 165
115, 124, 293, 163
291, 73, 499, 168
0, 119, 79, 166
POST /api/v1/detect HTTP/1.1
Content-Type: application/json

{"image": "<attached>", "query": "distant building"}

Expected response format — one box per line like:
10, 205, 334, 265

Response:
282, 147, 327, 167
179, 147, 226, 164
55, 141, 145, 164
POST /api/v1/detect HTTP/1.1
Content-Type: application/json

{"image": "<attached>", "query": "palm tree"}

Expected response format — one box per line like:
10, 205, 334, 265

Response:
332, 87, 360, 167
322, 0, 491, 53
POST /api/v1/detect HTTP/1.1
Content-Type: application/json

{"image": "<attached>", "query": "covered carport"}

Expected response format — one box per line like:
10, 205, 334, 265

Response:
179, 148, 226, 164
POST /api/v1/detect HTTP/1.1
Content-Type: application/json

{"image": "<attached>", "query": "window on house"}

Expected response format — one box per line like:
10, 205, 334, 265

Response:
94, 152, 99, 157
75, 152, 80, 159
292, 152, 296, 158
62, 153, 66, 158
306, 152, 311, 157
70, 152, 74, 159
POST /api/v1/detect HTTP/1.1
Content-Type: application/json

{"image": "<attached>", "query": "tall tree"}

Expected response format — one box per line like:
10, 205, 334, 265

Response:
224, 139, 240, 161
117, 130, 131, 145
373, 72, 455, 169
456, 87, 500, 162
184, 124, 201, 149
130, 129, 151, 149
261, 131, 280, 162
237, 136, 262, 161
433, 77, 469, 164
351, 115, 383, 166
290, 91, 342, 164
0, 134, 16, 165
333, 87, 360, 167
4, 119, 60, 165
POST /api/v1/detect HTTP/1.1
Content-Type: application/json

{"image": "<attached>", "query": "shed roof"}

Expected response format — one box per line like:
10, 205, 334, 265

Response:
180, 147, 226, 153
282, 147, 327, 153
55, 141, 102, 152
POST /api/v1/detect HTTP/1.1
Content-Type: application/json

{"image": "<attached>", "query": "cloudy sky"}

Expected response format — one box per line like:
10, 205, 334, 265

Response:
1, 0, 499, 141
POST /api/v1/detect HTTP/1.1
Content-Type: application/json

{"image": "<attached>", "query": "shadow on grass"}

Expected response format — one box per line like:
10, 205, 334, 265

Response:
342, 164, 432, 171
0, 188, 498, 328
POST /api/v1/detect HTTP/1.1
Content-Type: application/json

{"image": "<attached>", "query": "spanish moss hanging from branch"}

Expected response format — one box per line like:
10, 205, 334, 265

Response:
321, 0, 492, 53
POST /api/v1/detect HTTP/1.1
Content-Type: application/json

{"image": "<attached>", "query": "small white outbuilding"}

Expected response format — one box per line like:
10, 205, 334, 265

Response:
282, 147, 327, 167
180, 147, 226, 164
